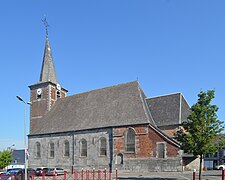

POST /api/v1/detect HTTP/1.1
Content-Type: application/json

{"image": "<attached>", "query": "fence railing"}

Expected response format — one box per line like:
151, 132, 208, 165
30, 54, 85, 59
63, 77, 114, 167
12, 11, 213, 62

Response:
31, 169, 117, 180
4, 169, 225, 180
64, 169, 113, 180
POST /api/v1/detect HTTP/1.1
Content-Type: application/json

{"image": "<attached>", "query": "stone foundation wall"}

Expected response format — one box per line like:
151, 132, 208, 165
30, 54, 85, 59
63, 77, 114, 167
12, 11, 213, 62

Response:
115, 157, 182, 172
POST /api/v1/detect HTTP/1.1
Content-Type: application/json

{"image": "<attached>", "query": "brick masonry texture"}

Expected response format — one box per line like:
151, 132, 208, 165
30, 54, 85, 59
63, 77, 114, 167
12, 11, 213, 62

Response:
29, 125, 181, 172
113, 125, 179, 159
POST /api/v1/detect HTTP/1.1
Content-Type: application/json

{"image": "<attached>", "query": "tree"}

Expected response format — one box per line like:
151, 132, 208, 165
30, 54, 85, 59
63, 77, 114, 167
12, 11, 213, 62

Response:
176, 90, 224, 180
0, 150, 12, 169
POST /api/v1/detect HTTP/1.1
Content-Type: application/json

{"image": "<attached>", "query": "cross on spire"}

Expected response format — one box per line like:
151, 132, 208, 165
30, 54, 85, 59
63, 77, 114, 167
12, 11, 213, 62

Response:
42, 16, 50, 38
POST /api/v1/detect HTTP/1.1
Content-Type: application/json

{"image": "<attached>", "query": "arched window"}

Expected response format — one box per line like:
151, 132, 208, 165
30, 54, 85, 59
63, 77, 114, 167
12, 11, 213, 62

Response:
35, 142, 41, 158
64, 140, 70, 157
115, 153, 123, 164
125, 128, 135, 152
80, 139, 87, 157
99, 137, 107, 156
49, 142, 55, 158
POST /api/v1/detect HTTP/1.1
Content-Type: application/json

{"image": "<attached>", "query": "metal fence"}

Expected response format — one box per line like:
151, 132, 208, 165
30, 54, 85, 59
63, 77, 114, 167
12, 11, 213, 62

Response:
0, 169, 118, 180
32, 169, 117, 180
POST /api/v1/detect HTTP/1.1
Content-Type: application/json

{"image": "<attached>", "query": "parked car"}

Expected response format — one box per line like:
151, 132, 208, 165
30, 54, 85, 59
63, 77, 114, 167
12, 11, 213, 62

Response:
6, 169, 22, 174
15, 168, 36, 180
215, 164, 225, 170
1, 168, 22, 180
0, 171, 7, 175
7, 168, 22, 176
46, 168, 64, 176
35, 167, 48, 176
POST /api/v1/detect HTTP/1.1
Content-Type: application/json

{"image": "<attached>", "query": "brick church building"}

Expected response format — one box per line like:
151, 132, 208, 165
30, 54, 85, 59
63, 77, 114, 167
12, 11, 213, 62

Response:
28, 33, 193, 172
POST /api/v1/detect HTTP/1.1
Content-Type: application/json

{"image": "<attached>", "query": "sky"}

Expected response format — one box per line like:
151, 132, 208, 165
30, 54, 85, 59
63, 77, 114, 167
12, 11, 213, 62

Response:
0, 0, 225, 151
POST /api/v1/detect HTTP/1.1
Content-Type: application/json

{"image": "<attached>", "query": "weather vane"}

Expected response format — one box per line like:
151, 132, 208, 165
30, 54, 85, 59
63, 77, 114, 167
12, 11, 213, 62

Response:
42, 15, 50, 37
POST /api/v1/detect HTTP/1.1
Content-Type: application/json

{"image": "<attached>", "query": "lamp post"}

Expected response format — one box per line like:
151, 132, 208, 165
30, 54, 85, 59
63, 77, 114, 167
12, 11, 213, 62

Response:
7, 144, 15, 152
16, 96, 31, 180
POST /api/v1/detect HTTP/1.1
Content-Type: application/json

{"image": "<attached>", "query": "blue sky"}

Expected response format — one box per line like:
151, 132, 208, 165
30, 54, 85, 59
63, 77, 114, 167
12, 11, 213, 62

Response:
0, 0, 224, 151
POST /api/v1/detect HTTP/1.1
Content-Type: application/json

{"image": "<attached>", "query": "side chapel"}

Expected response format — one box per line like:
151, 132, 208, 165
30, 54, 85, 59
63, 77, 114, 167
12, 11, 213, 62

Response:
28, 32, 195, 172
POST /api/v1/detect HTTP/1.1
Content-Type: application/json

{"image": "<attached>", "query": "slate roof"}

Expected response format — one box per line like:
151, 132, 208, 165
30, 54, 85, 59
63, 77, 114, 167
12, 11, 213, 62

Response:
11, 150, 25, 165
39, 37, 58, 84
146, 93, 190, 127
30, 81, 155, 135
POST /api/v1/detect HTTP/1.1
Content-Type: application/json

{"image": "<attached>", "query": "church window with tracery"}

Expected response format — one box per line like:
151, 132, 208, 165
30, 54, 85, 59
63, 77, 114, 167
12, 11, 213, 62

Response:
125, 128, 136, 152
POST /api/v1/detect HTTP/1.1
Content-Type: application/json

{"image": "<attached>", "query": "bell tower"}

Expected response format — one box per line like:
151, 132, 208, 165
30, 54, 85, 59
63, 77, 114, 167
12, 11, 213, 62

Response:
29, 19, 67, 134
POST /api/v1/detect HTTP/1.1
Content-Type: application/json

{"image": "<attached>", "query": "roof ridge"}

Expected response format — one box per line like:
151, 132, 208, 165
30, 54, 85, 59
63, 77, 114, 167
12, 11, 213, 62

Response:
65, 81, 138, 99
146, 92, 181, 99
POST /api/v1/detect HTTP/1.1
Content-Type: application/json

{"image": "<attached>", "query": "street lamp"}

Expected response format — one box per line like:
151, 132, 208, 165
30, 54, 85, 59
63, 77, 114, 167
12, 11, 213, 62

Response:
7, 144, 15, 152
16, 96, 31, 180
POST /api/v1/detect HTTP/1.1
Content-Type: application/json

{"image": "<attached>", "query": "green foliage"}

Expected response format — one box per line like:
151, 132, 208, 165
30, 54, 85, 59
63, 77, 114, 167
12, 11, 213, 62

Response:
176, 90, 224, 155
0, 150, 12, 169
176, 90, 224, 180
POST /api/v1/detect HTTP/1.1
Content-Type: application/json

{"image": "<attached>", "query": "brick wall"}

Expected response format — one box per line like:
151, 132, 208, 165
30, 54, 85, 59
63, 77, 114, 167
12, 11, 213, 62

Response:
29, 83, 67, 134
113, 125, 179, 158
161, 128, 177, 137
113, 125, 182, 171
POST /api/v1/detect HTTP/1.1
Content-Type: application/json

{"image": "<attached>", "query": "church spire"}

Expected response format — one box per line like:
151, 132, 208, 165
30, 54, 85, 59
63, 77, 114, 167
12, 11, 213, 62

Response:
29, 18, 67, 134
39, 18, 58, 84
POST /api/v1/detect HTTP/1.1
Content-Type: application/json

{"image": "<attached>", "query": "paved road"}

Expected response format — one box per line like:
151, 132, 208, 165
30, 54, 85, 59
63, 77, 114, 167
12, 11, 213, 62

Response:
116, 170, 223, 180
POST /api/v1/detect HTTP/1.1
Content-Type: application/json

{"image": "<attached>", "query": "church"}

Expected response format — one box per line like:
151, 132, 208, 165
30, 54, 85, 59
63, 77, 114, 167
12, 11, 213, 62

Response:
28, 32, 193, 172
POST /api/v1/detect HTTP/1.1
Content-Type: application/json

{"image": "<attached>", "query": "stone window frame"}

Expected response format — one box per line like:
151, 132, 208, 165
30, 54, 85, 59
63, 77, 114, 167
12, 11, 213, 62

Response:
63, 140, 70, 157
157, 142, 167, 158
80, 139, 87, 157
99, 137, 107, 156
125, 128, 136, 153
35, 142, 41, 158
49, 141, 55, 158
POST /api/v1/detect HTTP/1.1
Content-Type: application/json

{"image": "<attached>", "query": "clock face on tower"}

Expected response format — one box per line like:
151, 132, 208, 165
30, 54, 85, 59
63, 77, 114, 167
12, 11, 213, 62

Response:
57, 84, 61, 90
37, 88, 42, 95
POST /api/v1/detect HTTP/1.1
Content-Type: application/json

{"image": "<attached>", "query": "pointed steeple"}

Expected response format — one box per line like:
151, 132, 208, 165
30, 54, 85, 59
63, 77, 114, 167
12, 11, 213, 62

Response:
39, 34, 58, 84
29, 19, 68, 134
